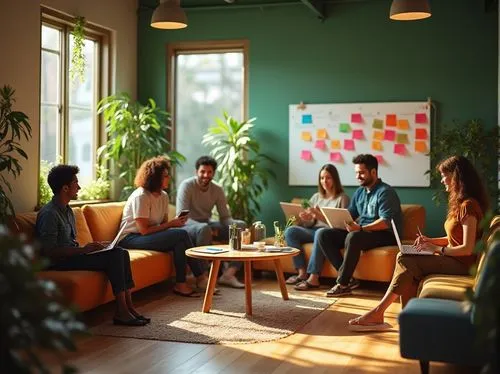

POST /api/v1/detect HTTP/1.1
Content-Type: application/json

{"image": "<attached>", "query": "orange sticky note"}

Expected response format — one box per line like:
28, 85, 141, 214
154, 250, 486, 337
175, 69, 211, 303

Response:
301, 131, 312, 141
344, 139, 355, 151
415, 141, 428, 153
415, 128, 428, 140
331, 140, 341, 149
415, 113, 428, 124
384, 130, 396, 141
386, 114, 397, 127
397, 119, 409, 130
300, 150, 312, 161
373, 130, 384, 141
316, 129, 328, 139
351, 113, 363, 124
372, 140, 382, 151
352, 129, 364, 140
394, 144, 406, 155
315, 140, 326, 150
330, 152, 343, 162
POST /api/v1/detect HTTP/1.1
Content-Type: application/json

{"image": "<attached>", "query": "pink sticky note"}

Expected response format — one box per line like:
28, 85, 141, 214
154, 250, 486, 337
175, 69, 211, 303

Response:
394, 144, 406, 155
352, 129, 364, 140
351, 113, 363, 124
300, 150, 312, 161
315, 140, 326, 150
415, 128, 428, 140
415, 113, 428, 124
384, 130, 396, 141
375, 155, 384, 164
330, 152, 343, 162
344, 139, 355, 151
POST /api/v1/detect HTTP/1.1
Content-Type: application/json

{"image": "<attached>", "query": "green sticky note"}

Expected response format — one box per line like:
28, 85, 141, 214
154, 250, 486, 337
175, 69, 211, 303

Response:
372, 119, 384, 129
339, 123, 351, 133
396, 133, 409, 144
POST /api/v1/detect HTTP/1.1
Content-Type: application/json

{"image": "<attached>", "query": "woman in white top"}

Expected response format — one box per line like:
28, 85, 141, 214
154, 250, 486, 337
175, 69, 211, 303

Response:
119, 157, 208, 297
284, 164, 350, 290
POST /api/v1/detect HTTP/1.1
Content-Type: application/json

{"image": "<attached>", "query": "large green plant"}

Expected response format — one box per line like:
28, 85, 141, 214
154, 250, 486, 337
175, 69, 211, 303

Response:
97, 93, 185, 200
0, 85, 32, 222
0, 226, 87, 373
427, 119, 498, 207
202, 112, 276, 224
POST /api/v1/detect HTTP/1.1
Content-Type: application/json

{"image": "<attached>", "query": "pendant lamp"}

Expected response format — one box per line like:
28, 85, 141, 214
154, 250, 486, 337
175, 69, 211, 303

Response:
151, 0, 187, 29
389, 0, 431, 21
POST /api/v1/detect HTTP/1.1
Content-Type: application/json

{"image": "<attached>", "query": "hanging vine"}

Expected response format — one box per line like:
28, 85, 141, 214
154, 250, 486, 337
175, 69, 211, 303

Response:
70, 16, 86, 82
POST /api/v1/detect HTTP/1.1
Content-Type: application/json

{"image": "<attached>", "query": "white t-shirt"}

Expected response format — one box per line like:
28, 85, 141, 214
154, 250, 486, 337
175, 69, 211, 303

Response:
121, 187, 170, 236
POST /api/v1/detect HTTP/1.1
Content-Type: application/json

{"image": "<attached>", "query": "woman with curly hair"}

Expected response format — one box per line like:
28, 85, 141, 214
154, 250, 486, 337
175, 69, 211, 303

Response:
348, 155, 489, 331
119, 156, 208, 297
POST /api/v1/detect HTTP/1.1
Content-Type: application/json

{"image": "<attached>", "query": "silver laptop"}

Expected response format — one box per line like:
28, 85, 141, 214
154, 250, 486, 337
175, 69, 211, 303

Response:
279, 202, 304, 220
87, 223, 127, 254
320, 207, 354, 229
390, 219, 433, 255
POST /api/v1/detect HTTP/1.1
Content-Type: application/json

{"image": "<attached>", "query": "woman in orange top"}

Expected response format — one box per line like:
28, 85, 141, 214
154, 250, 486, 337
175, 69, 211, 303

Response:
348, 155, 489, 331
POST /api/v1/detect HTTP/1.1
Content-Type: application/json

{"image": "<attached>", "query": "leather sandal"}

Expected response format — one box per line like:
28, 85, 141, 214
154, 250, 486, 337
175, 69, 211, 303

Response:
294, 280, 320, 291
286, 275, 307, 285
173, 289, 201, 298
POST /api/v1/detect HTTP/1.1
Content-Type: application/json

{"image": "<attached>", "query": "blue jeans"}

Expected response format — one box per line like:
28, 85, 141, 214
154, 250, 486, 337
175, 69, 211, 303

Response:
119, 228, 204, 283
284, 225, 326, 275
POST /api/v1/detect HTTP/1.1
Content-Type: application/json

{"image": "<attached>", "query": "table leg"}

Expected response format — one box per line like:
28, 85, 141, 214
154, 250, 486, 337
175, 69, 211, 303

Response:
273, 259, 289, 300
244, 261, 252, 316
203, 259, 221, 313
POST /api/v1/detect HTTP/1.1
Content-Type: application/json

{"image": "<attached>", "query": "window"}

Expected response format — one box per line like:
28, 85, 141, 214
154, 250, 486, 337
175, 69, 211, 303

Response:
167, 41, 248, 188
40, 9, 109, 192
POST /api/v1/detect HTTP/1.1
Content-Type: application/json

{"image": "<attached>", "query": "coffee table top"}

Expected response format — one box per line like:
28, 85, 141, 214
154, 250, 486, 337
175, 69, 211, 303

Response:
186, 245, 299, 261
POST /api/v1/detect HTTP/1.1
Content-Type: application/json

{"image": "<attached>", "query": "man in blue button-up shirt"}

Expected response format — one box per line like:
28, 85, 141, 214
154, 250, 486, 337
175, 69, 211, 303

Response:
317, 154, 402, 297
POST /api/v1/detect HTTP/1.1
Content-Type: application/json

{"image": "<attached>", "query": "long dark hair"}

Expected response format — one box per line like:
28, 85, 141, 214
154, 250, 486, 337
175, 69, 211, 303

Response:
318, 164, 344, 198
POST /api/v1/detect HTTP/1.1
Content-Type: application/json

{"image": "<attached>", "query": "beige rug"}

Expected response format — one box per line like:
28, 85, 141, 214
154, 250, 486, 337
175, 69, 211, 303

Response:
91, 286, 336, 344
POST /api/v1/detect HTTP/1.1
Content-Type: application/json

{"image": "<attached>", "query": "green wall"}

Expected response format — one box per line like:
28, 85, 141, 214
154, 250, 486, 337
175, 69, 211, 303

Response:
137, 0, 498, 236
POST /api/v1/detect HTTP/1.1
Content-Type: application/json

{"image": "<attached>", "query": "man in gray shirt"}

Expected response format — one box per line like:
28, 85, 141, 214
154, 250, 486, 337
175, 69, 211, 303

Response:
176, 156, 246, 288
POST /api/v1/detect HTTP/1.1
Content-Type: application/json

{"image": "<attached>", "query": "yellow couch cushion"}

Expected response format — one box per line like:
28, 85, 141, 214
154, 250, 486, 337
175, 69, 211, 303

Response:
418, 274, 474, 301
83, 202, 126, 241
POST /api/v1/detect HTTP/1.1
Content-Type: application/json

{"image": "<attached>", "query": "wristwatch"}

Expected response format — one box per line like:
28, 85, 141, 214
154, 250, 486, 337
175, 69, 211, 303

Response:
359, 225, 363, 231
440, 246, 446, 255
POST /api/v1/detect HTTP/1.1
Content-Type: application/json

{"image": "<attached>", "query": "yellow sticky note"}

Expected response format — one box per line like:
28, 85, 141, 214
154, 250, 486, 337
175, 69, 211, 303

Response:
415, 140, 428, 153
397, 119, 409, 130
373, 131, 384, 141
317, 129, 328, 139
301, 131, 312, 141
331, 140, 341, 149
372, 141, 382, 151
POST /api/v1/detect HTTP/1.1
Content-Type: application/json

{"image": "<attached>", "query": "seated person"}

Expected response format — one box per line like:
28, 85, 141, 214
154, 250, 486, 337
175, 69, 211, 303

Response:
176, 156, 246, 288
36, 165, 148, 326
119, 157, 208, 297
283, 164, 350, 289
348, 156, 489, 331
317, 154, 402, 297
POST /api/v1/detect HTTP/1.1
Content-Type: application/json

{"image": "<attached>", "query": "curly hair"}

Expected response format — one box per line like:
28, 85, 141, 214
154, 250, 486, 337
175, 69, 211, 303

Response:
134, 156, 171, 192
195, 155, 217, 171
48, 164, 79, 194
437, 156, 489, 220
318, 164, 344, 198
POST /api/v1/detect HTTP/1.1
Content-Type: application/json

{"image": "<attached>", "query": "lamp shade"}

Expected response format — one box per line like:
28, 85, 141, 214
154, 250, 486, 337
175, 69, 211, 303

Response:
389, 0, 431, 21
151, 0, 187, 29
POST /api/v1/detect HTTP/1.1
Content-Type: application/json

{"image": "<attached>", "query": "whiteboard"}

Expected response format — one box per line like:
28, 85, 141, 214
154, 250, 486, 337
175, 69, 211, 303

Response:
289, 102, 431, 187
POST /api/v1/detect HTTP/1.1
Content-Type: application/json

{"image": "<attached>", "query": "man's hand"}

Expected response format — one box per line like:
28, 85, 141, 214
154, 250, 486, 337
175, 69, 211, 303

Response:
83, 242, 105, 253
344, 221, 361, 232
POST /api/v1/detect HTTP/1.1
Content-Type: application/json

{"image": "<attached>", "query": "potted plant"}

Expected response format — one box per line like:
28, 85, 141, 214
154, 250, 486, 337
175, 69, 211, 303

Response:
0, 85, 32, 222
70, 16, 86, 83
202, 112, 276, 224
97, 93, 185, 200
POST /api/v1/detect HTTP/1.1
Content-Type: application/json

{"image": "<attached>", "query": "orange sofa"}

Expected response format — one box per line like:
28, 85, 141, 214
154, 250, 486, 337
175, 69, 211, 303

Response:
253, 200, 426, 283
13, 202, 177, 312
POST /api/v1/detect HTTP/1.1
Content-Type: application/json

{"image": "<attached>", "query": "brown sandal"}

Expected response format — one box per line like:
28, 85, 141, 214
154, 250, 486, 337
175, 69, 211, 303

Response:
294, 280, 320, 291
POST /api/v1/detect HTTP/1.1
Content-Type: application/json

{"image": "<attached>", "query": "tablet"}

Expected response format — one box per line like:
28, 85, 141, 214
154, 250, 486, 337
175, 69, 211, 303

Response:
319, 207, 354, 229
279, 202, 303, 220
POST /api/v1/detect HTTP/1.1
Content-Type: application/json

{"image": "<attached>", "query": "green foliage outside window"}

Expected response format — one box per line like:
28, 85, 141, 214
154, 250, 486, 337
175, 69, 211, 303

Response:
70, 16, 86, 83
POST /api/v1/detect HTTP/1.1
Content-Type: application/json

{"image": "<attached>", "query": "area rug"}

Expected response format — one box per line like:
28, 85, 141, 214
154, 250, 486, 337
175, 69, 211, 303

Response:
91, 287, 336, 344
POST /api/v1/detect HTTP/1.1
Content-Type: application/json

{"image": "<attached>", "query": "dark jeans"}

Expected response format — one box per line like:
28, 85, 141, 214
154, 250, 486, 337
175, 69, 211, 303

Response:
317, 229, 396, 286
48, 247, 135, 295
119, 228, 203, 283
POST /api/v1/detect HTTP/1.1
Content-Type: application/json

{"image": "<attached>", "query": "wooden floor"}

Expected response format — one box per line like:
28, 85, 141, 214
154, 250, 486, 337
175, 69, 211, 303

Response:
46, 279, 477, 374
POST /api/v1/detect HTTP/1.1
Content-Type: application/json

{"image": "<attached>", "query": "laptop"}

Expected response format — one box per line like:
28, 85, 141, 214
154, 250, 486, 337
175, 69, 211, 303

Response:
390, 219, 433, 255
320, 207, 354, 229
279, 202, 304, 220
87, 223, 127, 254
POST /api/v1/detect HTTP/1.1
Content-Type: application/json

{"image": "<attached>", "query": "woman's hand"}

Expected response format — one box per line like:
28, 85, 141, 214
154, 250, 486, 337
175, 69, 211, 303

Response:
415, 242, 440, 254
413, 234, 431, 246
167, 215, 188, 228
299, 209, 314, 222
311, 206, 326, 222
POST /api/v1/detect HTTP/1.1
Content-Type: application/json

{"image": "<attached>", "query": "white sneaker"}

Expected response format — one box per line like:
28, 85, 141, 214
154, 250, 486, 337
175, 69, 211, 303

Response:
218, 275, 245, 289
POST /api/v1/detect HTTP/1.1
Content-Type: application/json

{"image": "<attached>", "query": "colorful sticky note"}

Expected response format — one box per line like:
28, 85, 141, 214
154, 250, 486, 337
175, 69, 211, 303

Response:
415, 113, 428, 124
344, 139, 355, 151
302, 114, 313, 124
315, 140, 326, 150
384, 130, 396, 141
415, 140, 428, 153
397, 119, 409, 130
415, 128, 428, 140
396, 133, 409, 144
301, 131, 312, 141
375, 155, 384, 164
373, 130, 384, 141
351, 113, 363, 124
330, 140, 341, 149
372, 140, 383, 151
330, 152, 343, 163
394, 144, 406, 155
372, 119, 384, 129
300, 150, 312, 161
386, 114, 397, 127
316, 129, 328, 139
339, 123, 351, 133
352, 129, 364, 140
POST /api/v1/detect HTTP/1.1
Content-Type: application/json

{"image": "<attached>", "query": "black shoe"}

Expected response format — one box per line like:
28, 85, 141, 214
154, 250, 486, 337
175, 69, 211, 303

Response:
113, 317, 148, 326
348, 278, 361, 290
135, 315, 151, 323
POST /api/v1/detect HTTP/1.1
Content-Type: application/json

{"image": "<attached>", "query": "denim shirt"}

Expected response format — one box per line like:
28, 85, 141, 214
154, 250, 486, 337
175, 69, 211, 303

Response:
35, 197, 79, 254
347, 179, 403, 235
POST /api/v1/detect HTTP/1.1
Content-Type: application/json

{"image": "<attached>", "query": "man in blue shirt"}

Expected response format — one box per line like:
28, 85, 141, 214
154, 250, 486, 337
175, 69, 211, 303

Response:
317, 154, 402, 297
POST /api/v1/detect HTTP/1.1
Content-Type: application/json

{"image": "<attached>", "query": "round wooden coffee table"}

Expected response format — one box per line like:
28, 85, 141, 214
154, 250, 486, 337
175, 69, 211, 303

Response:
186, 245, 299, 316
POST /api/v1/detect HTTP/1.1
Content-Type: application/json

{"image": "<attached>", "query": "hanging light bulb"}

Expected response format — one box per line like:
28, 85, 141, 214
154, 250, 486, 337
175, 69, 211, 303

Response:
389, 0, 431, 21
151, 0, 187, 29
